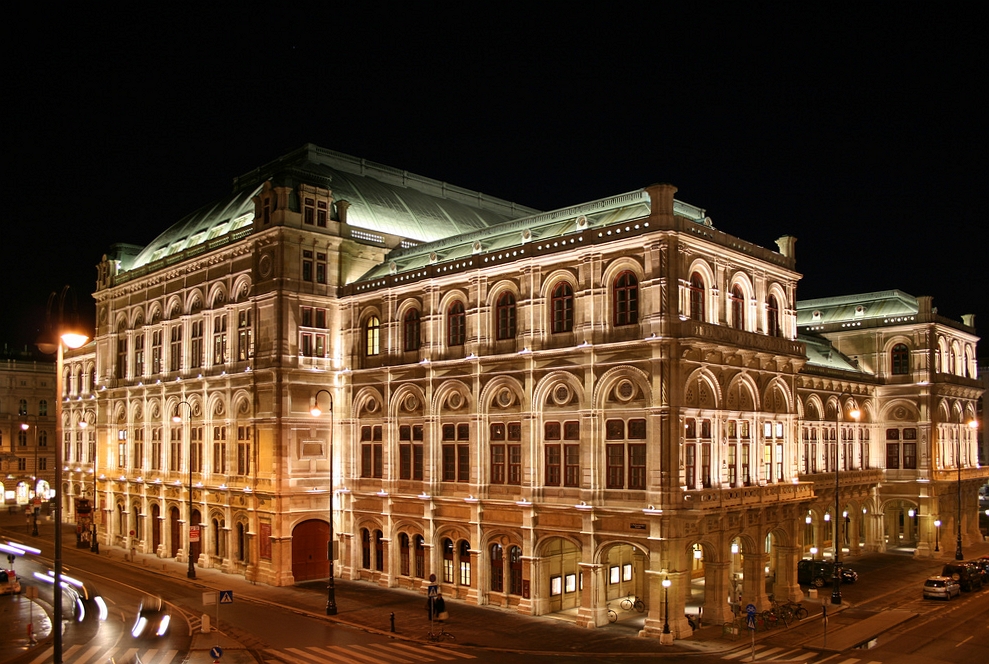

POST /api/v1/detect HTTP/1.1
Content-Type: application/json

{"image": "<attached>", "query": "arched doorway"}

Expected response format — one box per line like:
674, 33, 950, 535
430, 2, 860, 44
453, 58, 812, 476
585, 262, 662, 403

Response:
151, 504, 161, 554
292, 519, 329, 581
539, 537, 582, 615
169, 506, 180, 557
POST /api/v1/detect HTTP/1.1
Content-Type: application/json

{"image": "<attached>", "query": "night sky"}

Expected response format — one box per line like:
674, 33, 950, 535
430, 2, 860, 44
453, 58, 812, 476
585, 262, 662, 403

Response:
3, 4, 986, 359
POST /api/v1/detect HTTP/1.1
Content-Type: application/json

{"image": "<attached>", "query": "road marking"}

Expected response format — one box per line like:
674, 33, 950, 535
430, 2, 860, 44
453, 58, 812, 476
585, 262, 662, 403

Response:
327, 644, 384, 664
764, 648, 807, 660
836, 658, 861, 664
724, 645, 767, 659
73, 645, 106, 663
27, 648, 53, 664
281, 646, 342, 663
754, 647, 785, 659
423, 645, 476, 659
355, 643, 419, 662
390, 640, 467, 660
956, 635, 973, 647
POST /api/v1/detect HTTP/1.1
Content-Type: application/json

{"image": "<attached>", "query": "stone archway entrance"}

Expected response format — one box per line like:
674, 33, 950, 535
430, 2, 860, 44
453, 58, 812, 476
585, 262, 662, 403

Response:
169, 506, 180, 557
537, 537, 582, 615
292, 519, 329, 582
151, 504, 161, 554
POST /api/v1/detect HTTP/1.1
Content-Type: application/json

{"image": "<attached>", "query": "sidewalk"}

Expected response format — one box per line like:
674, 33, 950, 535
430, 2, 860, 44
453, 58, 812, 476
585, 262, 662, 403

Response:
4, 511, 988, 662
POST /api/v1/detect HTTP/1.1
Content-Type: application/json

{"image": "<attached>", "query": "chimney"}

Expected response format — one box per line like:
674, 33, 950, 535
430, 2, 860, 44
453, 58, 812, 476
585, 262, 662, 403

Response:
776, 235, 797, 259
645, 184, 677, 225
962, 314, 976, 328
918, 296, 934, 314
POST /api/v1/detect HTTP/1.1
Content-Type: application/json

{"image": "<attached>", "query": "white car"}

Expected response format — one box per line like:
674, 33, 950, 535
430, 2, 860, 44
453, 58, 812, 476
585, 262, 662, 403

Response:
923, 575, 961, 600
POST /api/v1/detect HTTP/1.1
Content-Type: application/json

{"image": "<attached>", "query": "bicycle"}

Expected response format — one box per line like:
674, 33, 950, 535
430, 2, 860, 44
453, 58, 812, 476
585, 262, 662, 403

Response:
620, 594, 645, 612
607, 605, 619, 623
425, 624, 455, 642
722, 616, 743, 639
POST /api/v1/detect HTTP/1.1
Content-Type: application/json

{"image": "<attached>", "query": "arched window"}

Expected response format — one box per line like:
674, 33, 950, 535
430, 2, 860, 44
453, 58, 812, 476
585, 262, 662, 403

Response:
458, 540, 472, 586
551, 282, 574, 333
403, 309, 421, 352
414, 535, 425, 578
361, 528, 371, 569
509, 545, 523, 595
399, 533, 410, 576
365, 316, 380, 356
613, 271, 638, 326
490, 543, 504, 592
891, 343, 910, 375
442, 538, 455, 582
730, 285, 745, 330
374, 529, 384, 571
236, 522, 246, 562
496, 292, 516, 340
766, 295, 781, 337
689, 273, 705, 321
448, 302, 466, 347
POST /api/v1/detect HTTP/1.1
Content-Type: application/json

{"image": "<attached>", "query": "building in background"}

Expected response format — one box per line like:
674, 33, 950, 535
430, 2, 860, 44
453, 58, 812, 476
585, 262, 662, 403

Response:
68, 145, 986, 640
0, 348, 56, 507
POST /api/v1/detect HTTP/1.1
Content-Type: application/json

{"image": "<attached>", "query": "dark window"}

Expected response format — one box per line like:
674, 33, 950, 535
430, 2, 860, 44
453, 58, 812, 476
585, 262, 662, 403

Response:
360, 425, 383, 478
490, 543, 504, 592
490, 421, 521, 485
399, 424, 424, 480
730, 285, 745, 330
509, 546, 523, 595
903, 442, 917, 469
400, 533, 410, 576
403, 309, 421, 352
766, 295, 781, 337
689, 272, 705, 321
304, 197, 315, 225
886, 443, 900, 469
361, 529, 371, 569
496, 291, 516, 340
551, 282, 574, 333
317, 201, 327, 227
374, 530, 384, 571
891, 344, 910, 375
302, 250, 313, 282
613, 271, 638, 326
448, 301, 466, 346
442, 422, 469, 482
414, 535, 425, 578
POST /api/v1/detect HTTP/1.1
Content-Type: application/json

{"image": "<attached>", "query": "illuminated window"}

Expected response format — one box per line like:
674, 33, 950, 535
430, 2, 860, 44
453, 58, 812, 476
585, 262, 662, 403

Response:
365, 316, 380, 356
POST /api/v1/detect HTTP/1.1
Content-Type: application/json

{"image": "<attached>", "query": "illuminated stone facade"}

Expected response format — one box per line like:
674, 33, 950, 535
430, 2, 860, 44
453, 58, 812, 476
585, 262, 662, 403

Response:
0, 354, 57, 505
68, 145, 985, 640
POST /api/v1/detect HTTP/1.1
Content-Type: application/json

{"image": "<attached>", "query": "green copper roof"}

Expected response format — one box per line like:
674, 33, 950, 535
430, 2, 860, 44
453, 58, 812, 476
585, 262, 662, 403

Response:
799, 333, 870, 373
796, 290, 919, 327
128, 144, 539, 272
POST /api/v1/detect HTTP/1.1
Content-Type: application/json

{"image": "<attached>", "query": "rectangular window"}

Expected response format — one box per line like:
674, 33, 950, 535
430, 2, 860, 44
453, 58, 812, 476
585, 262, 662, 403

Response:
304, 197, 315, 225
764, 444, 773, 482
628, 443, 646, 490
546, 445, 561, 485
903, 442, 916, 469
151, 428, 162, 471
134, 334, 144, 377
727, 445, 737, 485
700, 443, 711, 488
442, 422, 470, 482
151, 329, 163, 373
741, 443, 750, 484
213, 316, 227, 365
117, 441, 127, 468
776, 443, 784, 481
360, 426, 383, 478
886, 443, 900, 469
398, 424, 423, 480
133, 429, 144, 469
170, 325, 182, 371
302, 249, 313, 282
213, 426, 227, 474
606, 444, 624, 488
316, 252, 327, 284
190, 320, 203, 369
237, 426, 251, 476
191, 426, 203, 473
170, 427, 182, 471
237, 309, 253, 361
317, 201, 327, 227
117, 338, 128, 379
564, 444, 580, 487
684, 444, 695, 489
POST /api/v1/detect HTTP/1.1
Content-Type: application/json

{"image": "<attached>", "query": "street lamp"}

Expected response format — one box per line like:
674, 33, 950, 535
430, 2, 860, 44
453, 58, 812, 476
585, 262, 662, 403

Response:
310, 389, 336, 616
86, 420, 99, 554
832, 394, 859, 605
934, 518, 941, 552
662, 575, 672, 635
37, 285, 89, 664
22, 423, 40, 537
956, 420, 978, 560
172, 400, 196, 579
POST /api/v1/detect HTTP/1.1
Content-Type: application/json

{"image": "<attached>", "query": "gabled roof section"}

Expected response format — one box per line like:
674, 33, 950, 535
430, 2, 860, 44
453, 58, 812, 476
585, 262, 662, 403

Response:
355, 188, 709, 283
796, 290, 919, 327
127, 144, 539, 272
799, 333, 872, 374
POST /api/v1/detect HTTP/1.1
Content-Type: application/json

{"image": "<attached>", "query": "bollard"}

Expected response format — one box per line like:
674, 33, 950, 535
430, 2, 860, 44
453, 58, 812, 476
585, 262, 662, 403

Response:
390, 612, 395, 632
201, 614, 211, 633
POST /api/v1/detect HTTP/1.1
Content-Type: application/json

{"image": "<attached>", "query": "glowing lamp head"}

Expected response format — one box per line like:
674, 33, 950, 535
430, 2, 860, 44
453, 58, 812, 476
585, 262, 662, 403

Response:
61, 332, 89, 349
310, 405, 322, 417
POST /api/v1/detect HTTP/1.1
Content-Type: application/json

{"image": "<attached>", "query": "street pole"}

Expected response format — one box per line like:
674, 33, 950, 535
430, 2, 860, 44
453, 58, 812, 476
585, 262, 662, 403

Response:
832, 394, 859, 605
91, 427, 99, 554
173, 400, 196, 579
662, 575, 671, 634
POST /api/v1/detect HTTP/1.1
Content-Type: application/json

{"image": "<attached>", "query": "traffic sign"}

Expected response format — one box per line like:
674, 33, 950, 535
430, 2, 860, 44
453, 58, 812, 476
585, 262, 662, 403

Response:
219, 590, 234, 604
210, 645, 223, 658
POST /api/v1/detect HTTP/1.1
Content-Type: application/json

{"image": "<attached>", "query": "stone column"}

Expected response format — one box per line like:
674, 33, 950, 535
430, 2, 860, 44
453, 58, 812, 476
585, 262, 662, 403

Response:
702, 560, 732, 624
741, 550, 770, 611
639, 570, 692, 641
773, 545, 803, 603
575, 562, 605, 628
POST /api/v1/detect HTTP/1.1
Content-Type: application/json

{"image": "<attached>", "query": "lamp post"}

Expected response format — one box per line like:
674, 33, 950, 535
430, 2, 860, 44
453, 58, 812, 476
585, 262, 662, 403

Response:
37, 286, 89, 664
934, 518, 941, 552
23, 423, 40, 537
662, 574, 672, 634
89, 419, 99, 554
172, 400, 196, 579
310, 389, 336, 615
832, 394, 859, 605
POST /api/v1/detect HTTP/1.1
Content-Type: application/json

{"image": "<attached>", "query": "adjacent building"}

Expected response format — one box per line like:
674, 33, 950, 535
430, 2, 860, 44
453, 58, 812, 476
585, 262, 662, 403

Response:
62, 145, 985, 640
0, 348, 56, 506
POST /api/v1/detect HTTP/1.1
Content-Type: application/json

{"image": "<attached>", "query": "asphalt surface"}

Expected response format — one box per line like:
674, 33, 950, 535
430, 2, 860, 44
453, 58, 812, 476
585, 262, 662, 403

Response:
2, 510, 988, 663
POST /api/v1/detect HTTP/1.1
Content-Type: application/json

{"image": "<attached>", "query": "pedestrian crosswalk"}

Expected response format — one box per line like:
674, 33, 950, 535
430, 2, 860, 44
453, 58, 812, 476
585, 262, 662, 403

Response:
262, 641, 477, 663
25, 644, 182, 664
721, 644, 884, 664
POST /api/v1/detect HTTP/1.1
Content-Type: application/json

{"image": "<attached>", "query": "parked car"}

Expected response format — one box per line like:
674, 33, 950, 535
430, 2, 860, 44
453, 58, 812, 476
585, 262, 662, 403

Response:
132, 596, 170, 638
966, 559, 989, 584
0, 569, 21, 595
797, 560, 858, 588
941, 562, 983, 592
923, 575, 961, 600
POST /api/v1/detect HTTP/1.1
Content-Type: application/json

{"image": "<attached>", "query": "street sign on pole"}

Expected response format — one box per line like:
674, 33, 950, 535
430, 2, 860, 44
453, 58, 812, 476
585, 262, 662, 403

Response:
219, 590, 234, 604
